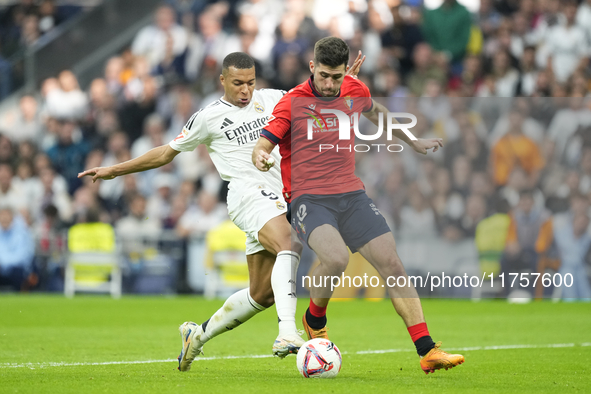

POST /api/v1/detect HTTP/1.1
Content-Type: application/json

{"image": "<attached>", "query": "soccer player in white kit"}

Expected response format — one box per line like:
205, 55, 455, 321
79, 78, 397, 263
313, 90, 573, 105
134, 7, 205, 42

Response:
78, 52, 364, 372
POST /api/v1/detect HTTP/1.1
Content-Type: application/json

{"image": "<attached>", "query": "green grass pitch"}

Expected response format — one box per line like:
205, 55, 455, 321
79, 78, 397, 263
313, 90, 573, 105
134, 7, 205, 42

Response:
1, 295, 590, 393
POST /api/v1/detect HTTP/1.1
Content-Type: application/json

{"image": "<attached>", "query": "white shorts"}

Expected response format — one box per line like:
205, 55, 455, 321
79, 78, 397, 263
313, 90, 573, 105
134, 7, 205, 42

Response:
227, 182, 288, 255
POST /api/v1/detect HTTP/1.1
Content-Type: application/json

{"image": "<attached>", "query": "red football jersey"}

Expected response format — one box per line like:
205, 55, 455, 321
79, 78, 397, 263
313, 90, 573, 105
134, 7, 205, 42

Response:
261, 75, 373, 202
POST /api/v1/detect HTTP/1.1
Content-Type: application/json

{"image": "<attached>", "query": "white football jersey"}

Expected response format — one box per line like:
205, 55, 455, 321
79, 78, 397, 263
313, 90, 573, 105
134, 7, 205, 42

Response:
169, 89, 285, 196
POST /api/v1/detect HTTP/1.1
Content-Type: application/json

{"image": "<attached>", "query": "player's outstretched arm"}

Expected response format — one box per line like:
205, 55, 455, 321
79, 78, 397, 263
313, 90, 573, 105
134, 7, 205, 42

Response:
78, 144, 181, 182
362, 100, 443, 155
252, 137, 276, 172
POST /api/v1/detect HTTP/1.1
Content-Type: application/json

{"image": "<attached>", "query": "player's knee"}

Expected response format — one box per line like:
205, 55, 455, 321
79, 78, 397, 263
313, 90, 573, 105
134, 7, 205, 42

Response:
321, 252, 349, 275
384, 256, 406, 277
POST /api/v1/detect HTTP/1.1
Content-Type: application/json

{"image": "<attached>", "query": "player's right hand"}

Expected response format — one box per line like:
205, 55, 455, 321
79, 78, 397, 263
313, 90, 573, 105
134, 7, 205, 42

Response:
255, 150, 274, 172
77, 167, 116, 183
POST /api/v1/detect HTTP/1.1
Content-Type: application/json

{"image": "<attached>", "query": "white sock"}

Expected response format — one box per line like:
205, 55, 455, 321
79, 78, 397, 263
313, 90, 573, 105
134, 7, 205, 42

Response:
200, 288, 266, 344
273, 250, 300, 337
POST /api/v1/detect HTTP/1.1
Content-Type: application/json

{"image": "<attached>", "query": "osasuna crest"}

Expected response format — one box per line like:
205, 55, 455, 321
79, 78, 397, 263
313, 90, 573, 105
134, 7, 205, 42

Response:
254, 102, 264, 113
344, 96, 354, 110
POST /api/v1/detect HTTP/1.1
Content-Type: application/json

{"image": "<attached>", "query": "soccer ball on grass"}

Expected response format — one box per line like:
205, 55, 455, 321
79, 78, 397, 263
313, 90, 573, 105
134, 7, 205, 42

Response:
296, 338, 342, 378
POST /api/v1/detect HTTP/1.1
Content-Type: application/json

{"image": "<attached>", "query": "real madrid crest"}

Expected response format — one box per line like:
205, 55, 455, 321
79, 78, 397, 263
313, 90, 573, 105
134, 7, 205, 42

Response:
276, 201, 286, 210
254, 102, 264, 113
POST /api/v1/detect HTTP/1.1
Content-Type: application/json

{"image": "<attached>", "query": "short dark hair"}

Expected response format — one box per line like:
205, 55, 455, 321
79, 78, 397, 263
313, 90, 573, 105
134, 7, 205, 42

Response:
313, 37, 349, 69
222, 52, 255, 74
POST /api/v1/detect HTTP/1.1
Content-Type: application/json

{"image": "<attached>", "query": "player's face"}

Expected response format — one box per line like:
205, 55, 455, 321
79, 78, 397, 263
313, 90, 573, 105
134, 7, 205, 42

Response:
310, 61, 346, 97
220, 66, 256, 108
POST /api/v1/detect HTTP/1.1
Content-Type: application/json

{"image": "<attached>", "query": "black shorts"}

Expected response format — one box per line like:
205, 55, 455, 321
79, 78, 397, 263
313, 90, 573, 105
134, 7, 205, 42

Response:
287, 190, 391, 253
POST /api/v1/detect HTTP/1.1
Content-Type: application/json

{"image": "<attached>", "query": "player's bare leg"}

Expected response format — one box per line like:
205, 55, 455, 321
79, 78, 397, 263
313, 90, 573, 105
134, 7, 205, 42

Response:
258, 214, 305, 357
357, 232, 424, 325
303, 224, 351, 340
178, 253, 274, 371
357, 232, 465, 374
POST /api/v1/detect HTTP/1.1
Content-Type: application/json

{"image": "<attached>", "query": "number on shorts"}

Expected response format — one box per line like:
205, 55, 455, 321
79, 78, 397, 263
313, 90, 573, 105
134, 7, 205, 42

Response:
261, 190, 279, 200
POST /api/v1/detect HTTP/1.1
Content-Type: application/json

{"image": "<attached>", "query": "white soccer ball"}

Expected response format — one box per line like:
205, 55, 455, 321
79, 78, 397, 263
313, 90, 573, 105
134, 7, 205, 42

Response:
263, 157, 274, 168
296, 338, 342, 378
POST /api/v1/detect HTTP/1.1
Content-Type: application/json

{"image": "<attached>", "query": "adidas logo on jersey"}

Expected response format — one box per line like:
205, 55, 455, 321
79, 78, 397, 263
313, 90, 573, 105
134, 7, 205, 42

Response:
220, 118, 234, 129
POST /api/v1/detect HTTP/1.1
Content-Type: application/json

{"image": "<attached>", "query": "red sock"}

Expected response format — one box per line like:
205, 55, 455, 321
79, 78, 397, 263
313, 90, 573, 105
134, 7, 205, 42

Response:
308, 299, 327, 317
407, 322, 430, 343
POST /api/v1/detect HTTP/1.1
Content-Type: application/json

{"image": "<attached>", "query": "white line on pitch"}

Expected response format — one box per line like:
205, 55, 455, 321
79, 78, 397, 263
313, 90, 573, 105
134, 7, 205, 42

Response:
1, 342, 589, 369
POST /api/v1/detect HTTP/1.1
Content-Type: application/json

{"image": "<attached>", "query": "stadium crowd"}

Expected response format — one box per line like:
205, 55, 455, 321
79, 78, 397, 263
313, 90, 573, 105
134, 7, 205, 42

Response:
0, 0, 590, 299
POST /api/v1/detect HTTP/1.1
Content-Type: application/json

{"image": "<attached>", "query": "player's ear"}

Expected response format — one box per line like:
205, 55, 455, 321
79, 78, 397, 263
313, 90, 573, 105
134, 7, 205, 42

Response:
309, 60, 314, 74
219, 73, 225, 86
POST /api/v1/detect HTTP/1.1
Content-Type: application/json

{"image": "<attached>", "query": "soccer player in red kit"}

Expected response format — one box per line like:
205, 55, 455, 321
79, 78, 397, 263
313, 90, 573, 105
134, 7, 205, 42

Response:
252, 37, 464, 374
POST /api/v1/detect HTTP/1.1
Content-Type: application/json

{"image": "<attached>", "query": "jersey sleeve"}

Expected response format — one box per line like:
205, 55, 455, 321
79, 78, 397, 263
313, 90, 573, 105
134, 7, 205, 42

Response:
347, 76, 373, 113
169, 108, 208, 152
261, 94, 291, 145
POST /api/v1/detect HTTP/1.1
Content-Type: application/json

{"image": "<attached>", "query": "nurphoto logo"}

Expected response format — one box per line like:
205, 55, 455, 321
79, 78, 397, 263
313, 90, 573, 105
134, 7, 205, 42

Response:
305, 108, 418, 153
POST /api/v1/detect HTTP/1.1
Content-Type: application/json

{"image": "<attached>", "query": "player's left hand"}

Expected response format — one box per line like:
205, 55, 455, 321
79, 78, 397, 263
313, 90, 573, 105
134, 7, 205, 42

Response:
410, 138, 443, 155
346, 50, 366, 79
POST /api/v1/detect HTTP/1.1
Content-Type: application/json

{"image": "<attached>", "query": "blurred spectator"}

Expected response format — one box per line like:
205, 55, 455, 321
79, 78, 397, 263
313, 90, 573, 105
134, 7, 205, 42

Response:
0, 135, 15, 166
46, 120, 91, 195
98, 132, 129, 203
271, 12, 307, 72
147, 173, 176, 224
478, 0, 502, 39
546, 97, 591, 166
0, 207, 35, 291
475, 198, 511, 275
21, 13, 40, 47
460, 194, 488, 237
118, 75, 159, 143
165, 88, 195, 142
164, 194, 188, 229
577, 0, 591, 43
451, 155, 472, 198
398, 183, 437, 241
12, 160, 38, 215
421, 0, 471, 64
491, 111, 545, 188
489, 99, 545, 147
498, 167, 546, 210
546, 0, 588, 83
38, 0, 62, 35
516, 46, 539, 96
488, 50, 520, 97
3, 95, 42, 143
0, 163, 26, 213
33, 203, 67, 291
131, 113, 166, 159
185, 8, 240, 81
554, 213, 591, 300
176, 190, 227, 238
271, 52, 304, 92
0, 47, 11, 100
502, 190, 553, 295
116, 193, 161, 247
380, 4, 423, 78
578, 148, 591, 195
31, 166, 73, 224
447, 54, 484, 95
43, 71, 89, 120
443, 121, 489, 172
131, 5, 188, 72
406, 43, 446, 96
104, 56, 125, 98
